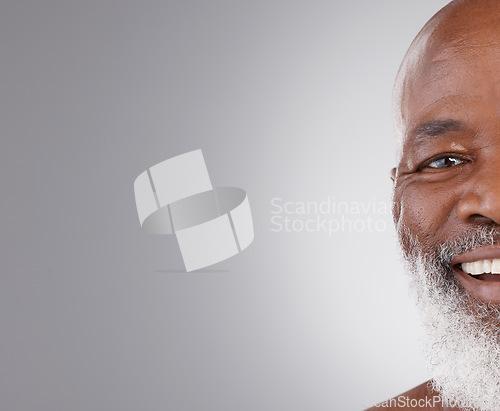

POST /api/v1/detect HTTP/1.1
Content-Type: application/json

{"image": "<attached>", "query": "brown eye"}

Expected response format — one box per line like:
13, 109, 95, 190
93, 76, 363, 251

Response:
427, 156, 465, 169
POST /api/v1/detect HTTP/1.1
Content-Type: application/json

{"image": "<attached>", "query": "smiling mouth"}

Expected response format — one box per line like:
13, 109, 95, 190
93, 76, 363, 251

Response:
449, 246, 500, 302
456, 259, 500, 282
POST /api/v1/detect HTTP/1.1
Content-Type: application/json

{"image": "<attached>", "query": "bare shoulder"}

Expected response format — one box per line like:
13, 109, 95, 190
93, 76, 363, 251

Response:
364, 380, 445, 410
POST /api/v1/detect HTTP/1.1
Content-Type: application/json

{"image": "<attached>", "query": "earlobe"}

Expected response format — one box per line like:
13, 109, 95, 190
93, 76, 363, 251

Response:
390, 167, 397, 182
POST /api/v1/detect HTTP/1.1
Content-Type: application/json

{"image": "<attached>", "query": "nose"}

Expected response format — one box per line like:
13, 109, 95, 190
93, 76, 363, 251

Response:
456, 162, 500, 225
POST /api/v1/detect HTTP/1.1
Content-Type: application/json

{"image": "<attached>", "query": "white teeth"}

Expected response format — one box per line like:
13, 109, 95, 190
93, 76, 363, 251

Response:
493, 260, 500, 274
484, 259, 492, 273
473, 261, 483, 274
462, 259, 500, 275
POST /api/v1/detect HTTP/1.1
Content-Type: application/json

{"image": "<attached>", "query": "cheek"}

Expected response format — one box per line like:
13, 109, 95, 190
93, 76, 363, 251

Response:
395, 181, 458, 249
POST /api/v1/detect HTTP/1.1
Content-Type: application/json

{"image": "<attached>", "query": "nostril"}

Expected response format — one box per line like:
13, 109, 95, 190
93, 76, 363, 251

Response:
467, 214, 499, 225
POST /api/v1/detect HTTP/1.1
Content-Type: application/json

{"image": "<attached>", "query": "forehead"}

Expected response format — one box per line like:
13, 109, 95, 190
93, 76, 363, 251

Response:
399, 47, 500, 153
407, 44, 500, 116
398, 8, 500, 149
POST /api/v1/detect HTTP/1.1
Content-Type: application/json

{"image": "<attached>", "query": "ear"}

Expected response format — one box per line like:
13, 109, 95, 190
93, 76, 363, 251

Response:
390, 167, 397, 182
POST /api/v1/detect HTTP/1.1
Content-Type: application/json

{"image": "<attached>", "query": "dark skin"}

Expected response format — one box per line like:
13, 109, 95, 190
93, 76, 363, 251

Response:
370, 0, 500, 409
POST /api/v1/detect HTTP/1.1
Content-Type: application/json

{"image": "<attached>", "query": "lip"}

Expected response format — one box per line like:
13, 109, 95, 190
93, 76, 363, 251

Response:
452, 244, 500, 265
452, 245, 500, 303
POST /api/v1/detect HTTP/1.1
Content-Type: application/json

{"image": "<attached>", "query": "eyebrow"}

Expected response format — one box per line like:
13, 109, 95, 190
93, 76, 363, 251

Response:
410, 119, 465, 144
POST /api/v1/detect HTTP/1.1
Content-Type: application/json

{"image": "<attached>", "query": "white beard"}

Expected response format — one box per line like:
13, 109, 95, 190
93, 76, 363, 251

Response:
399, 225, 500, 411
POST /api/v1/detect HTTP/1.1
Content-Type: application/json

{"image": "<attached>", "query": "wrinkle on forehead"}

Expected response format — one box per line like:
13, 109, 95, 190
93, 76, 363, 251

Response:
393, 0, 500, 161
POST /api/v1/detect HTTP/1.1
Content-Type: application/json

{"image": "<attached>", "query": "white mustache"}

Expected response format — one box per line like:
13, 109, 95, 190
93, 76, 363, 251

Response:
399, 224, 500, 267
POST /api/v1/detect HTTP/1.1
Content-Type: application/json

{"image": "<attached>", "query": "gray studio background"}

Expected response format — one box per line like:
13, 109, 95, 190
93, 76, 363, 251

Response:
1, 1, 450, 410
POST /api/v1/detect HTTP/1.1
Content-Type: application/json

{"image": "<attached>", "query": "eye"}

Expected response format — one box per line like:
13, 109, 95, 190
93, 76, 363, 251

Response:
424, 156, 466, 170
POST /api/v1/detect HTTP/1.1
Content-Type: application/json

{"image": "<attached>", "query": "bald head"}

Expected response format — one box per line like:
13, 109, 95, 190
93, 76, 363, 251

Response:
393, 0, 500, 162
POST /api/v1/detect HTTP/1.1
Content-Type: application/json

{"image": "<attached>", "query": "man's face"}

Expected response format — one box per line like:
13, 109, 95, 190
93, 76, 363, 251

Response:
393, 28, 500, 304
392, 8, 500, 409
